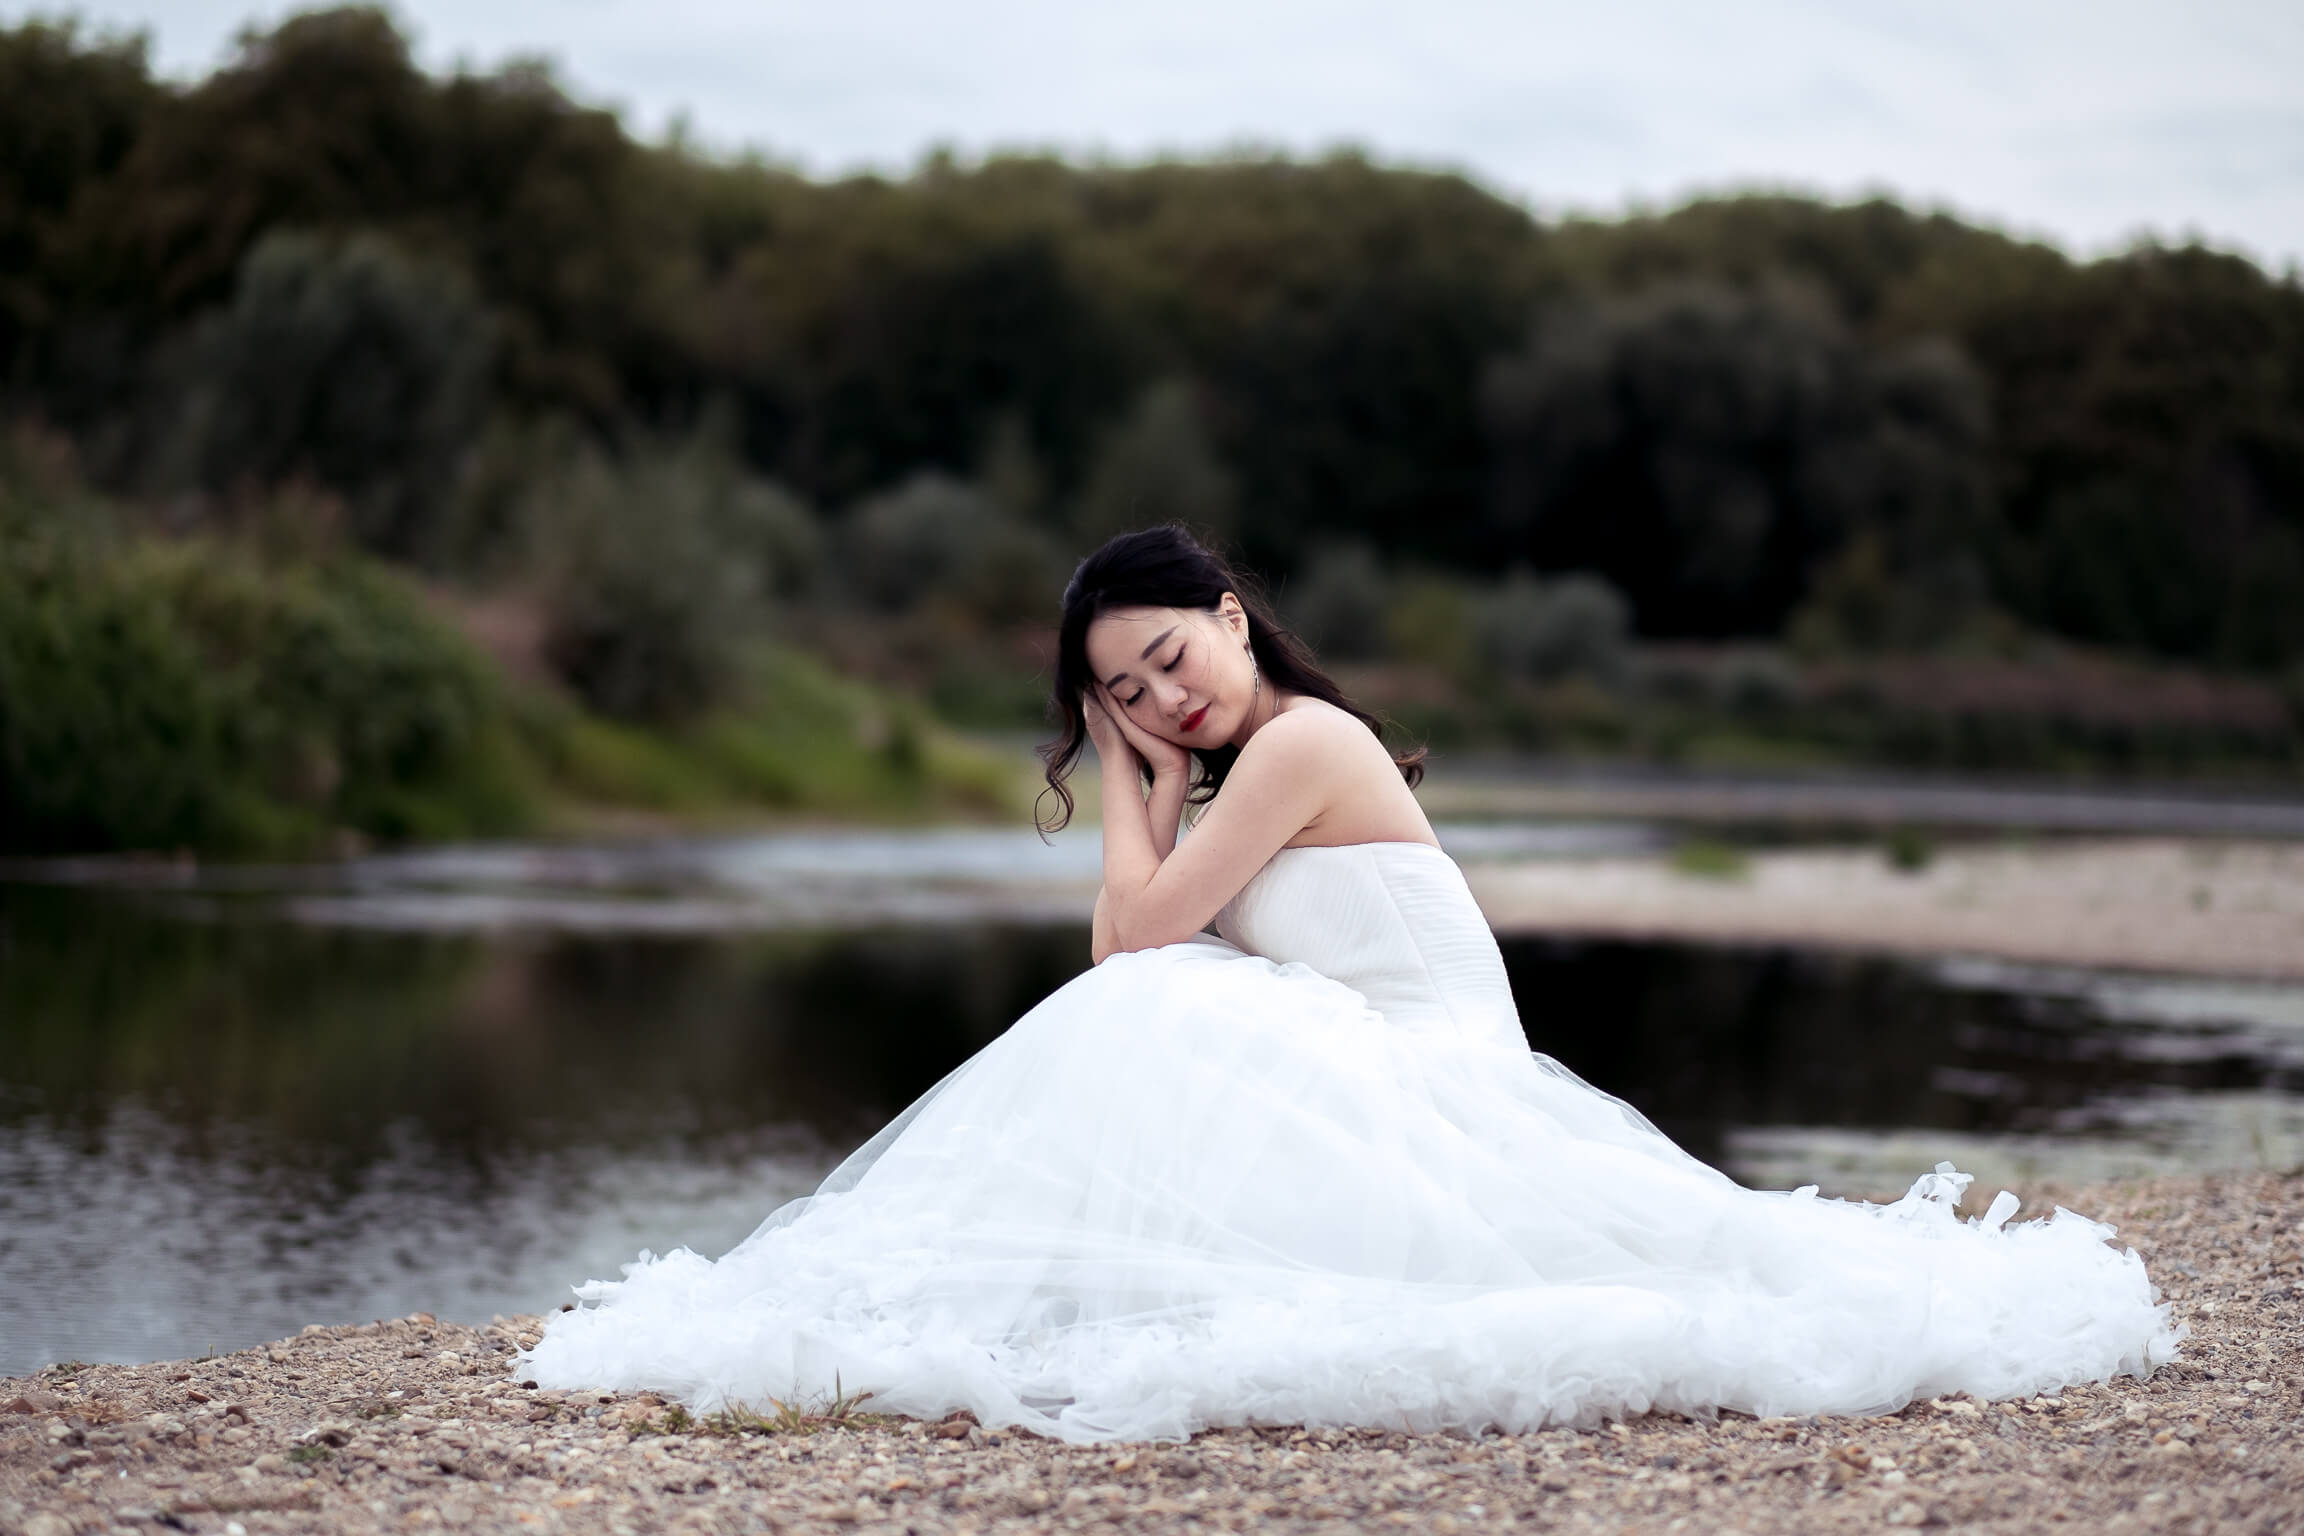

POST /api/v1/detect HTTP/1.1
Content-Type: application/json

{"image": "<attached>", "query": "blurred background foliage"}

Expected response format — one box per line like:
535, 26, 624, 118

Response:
2, 8, 2301, 852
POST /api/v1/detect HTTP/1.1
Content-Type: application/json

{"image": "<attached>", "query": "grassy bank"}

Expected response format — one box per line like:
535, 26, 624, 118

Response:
0, 464, 1014, 859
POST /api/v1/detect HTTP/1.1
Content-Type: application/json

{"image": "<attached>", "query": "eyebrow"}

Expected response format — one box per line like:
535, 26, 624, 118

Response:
1103, 626, 1178, 689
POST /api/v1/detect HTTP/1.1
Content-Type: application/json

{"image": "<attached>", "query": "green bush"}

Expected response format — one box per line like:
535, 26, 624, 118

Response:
1477, 570, 1630, 683
0, 526, 533, 855
1385, 574, 1478, 675
536, 435, 814, 724
1284, 542, 1391, 661
835, 472, 1060, 622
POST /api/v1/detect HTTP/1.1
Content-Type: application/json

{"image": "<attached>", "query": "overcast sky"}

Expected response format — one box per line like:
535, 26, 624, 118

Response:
31, 0, 2304, 270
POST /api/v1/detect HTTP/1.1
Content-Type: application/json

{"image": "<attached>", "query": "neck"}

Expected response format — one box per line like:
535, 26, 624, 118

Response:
1229, 677, 1285, 748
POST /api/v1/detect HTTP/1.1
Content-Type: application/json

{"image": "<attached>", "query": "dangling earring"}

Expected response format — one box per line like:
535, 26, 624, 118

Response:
1247, 642, 1262, 725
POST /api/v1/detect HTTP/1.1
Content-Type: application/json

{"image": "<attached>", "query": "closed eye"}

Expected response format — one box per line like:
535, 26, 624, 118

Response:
1120, 646, 1183, 708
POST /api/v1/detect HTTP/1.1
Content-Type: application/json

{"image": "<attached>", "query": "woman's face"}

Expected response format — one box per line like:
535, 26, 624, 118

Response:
1082, 597, 1255, 748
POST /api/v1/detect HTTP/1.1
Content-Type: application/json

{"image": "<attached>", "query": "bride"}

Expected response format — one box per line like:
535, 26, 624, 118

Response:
520, 525, 2178, 1443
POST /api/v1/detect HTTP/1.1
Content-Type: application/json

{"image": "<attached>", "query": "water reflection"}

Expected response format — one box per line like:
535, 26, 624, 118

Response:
8, 820, 1661, 934
4, 828, 2301, 1375
1500, 940, 2304, 1186
0, 884, 1085, 1152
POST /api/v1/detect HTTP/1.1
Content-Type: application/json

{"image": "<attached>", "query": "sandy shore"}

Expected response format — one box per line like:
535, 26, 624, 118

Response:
1467, 836, 2304, 981
4, 1172, 2297, 1536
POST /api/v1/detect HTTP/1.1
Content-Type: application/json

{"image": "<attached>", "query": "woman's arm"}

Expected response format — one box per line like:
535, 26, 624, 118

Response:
1092, 717, 1167, 962
1092, 703, 1350, 956
1085, 694, 1191, 964
1089, 775, 1184, 964
1146, 766, 1188, 860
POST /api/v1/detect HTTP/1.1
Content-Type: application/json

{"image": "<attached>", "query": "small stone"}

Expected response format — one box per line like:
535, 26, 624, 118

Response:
24, 1512, 75, 1536
4, 1392, 61, 1414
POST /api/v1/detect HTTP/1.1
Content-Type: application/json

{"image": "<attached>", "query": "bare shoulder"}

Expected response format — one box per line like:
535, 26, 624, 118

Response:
1240, 699, 1374, 755
1202, 698, 1425, 850
1237, 699, 1395, 777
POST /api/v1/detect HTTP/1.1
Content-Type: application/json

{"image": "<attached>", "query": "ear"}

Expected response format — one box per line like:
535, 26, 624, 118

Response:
1217, 591, 1246, 634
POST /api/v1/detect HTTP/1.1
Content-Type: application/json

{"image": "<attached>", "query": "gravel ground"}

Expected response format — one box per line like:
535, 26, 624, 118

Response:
4, 1172, 2298, 1536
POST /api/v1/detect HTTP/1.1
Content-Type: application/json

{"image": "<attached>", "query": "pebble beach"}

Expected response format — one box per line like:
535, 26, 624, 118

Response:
4, 1172, 2297, 1536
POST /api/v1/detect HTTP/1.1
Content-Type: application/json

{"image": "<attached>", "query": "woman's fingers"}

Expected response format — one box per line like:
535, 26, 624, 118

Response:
1084, 688, 1133, 762
1108, 694, 1189, 774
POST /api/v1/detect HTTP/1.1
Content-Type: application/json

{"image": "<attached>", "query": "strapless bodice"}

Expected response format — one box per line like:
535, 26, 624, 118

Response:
1213, 841, 1522, 1047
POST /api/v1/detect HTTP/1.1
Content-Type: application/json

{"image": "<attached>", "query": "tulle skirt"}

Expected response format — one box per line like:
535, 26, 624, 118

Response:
519, 936, 2180, 1442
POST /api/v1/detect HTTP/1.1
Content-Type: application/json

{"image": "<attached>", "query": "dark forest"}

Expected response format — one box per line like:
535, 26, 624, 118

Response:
4, 8, 2302, 852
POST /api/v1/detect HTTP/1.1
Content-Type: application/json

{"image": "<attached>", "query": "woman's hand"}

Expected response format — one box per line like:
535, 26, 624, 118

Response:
1086, 686, 1192, 782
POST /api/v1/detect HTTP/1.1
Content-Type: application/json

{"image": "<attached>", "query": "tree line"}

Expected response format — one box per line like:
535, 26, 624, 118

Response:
5, 6, 2302, 678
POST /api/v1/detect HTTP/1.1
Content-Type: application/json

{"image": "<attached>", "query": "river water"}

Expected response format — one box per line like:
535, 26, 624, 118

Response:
3, 822, 2300, 1376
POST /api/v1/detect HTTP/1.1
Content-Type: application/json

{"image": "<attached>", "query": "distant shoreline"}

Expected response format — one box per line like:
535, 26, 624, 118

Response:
1419, 760, 2304, 840
1468, 835, 2304, 983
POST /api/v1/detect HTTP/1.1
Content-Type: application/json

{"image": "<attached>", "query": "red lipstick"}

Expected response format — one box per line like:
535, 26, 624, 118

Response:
1180, 704, 1209, 733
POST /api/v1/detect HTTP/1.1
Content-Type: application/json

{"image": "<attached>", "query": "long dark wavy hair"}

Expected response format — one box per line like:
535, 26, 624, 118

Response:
1036, 525, 1424, 834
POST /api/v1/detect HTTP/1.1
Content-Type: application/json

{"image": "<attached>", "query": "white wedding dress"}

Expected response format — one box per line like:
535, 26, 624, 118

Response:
520, 841, 2179, 1442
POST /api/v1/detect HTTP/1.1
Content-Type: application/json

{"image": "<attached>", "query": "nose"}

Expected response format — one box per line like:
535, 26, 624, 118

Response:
1157, 679, 1191, 716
